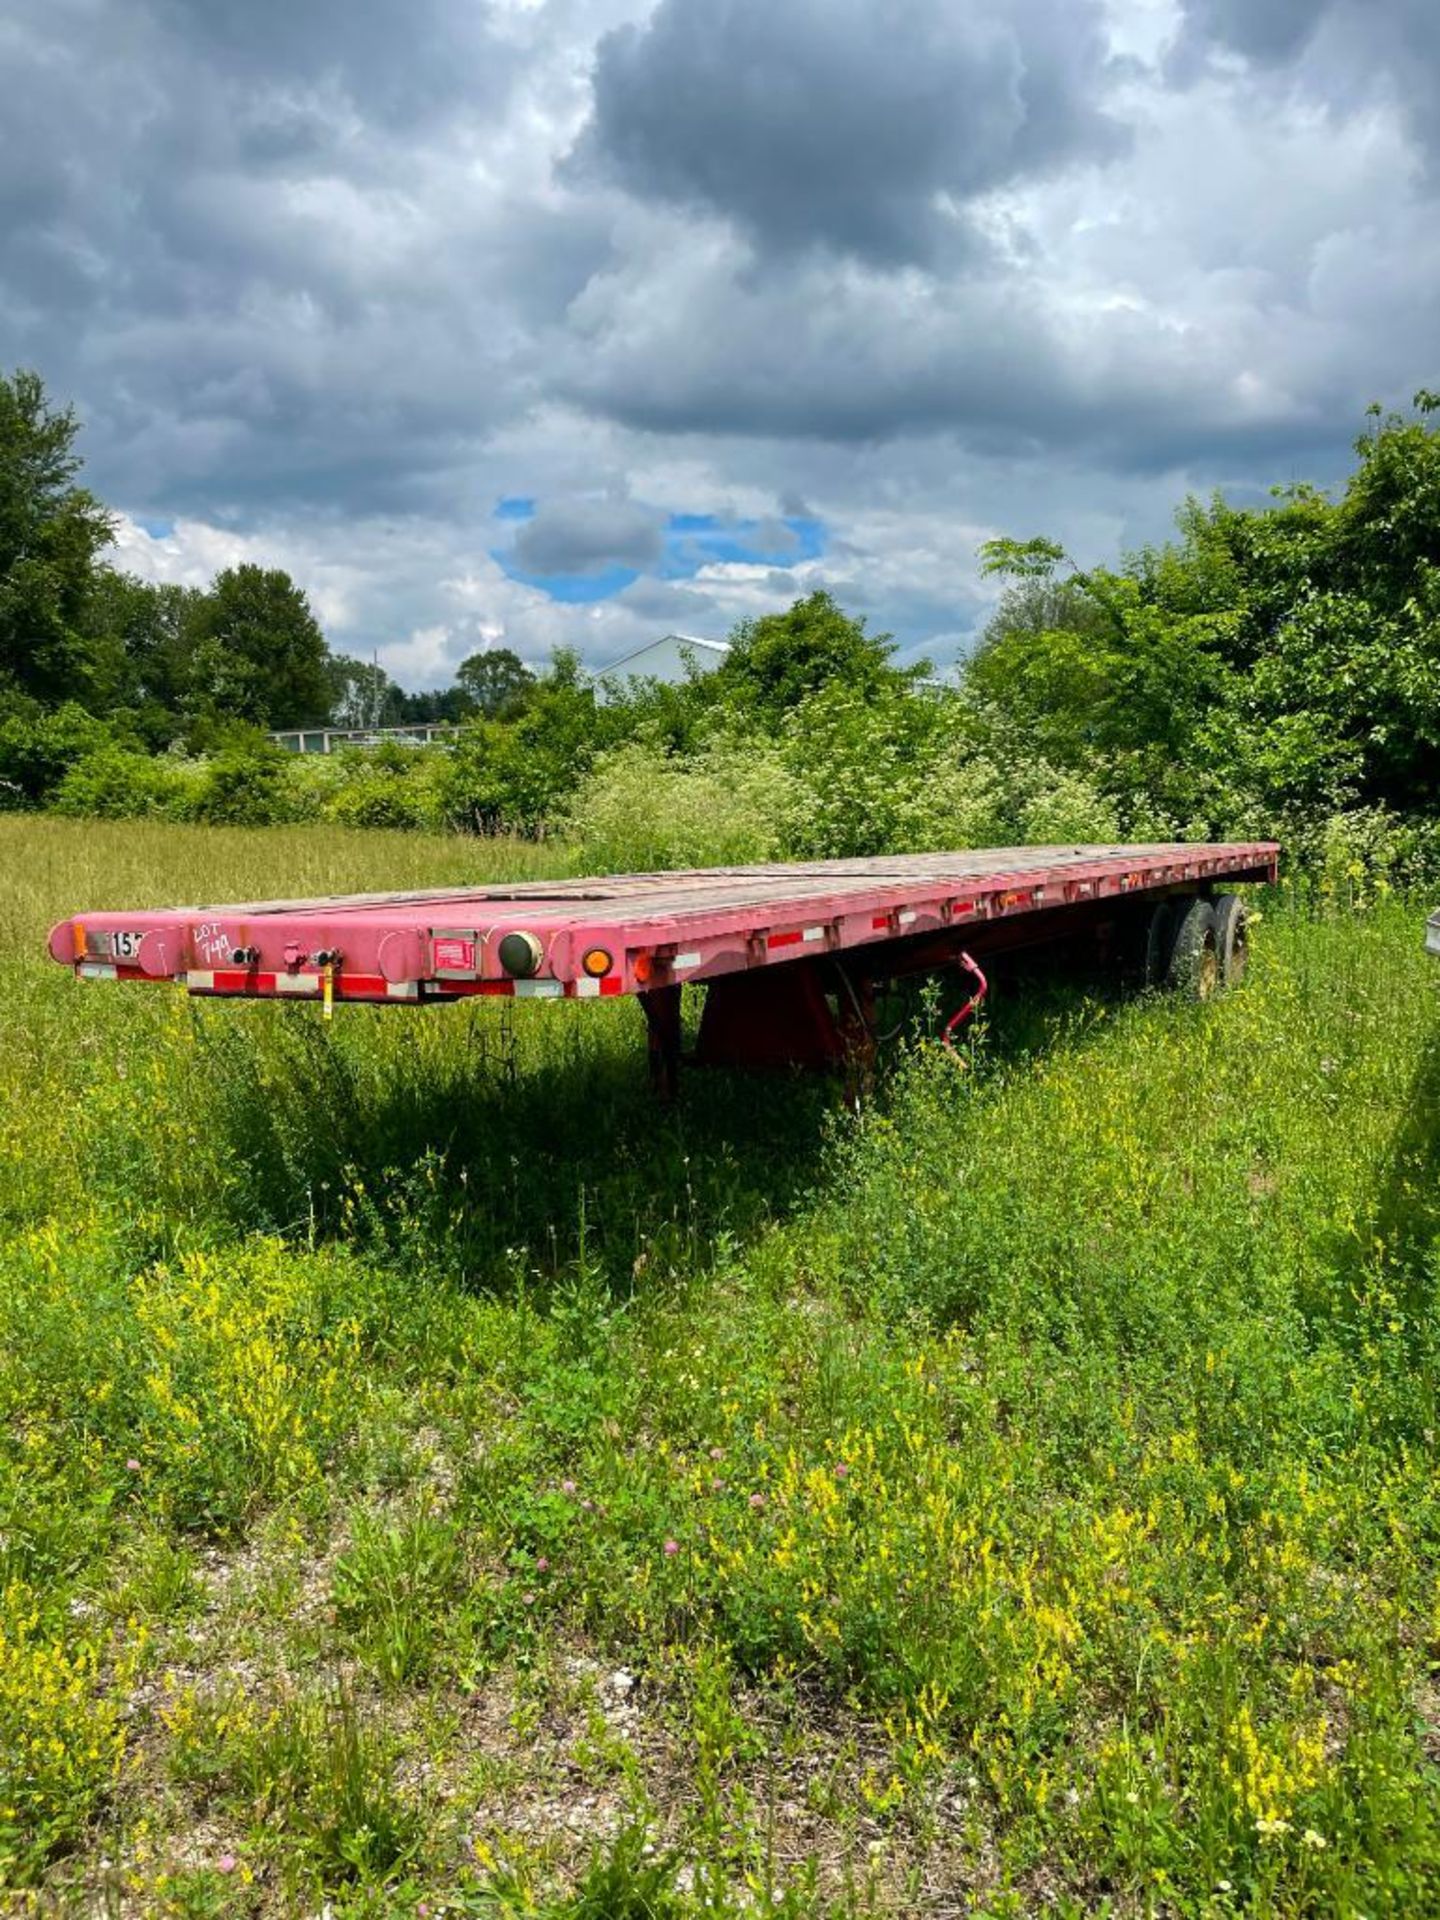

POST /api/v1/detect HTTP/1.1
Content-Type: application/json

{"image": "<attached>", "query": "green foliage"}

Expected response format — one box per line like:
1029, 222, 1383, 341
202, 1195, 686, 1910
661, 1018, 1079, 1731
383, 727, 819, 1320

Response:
441, 650, 616, 835
970, 393, 1440, 843
0, 1582, 144, 1878
567, 736, 794, 871
455, 645, 535, 719
0, 370, 117, 708
711, 590, 917, 722
777, 681, 991, 857
14, 368, 1440, 884
331, 1503, 467, 1686
51, 743, 205, 820
0, 699, 116, 807
6, 818, 1440, 1913
185, 564, 332, 731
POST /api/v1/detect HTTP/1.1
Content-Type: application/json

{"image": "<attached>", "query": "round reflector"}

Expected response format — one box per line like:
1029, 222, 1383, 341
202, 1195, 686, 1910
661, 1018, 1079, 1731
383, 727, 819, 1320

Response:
498, 930, 544, 978
581, 946, 613, 978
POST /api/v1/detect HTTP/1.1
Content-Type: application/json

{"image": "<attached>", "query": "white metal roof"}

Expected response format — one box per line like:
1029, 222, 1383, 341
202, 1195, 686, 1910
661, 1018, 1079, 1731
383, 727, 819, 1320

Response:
602, 633, 731, 676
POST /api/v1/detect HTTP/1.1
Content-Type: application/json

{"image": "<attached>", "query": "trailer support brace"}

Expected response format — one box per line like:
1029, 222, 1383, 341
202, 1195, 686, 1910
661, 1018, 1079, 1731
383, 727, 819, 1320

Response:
695, 959, 858, 1074
640, 984, 684, 1100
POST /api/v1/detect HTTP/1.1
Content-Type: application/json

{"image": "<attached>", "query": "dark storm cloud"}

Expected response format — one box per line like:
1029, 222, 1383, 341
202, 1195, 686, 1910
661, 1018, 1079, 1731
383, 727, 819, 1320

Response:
1173, 0, 1321, 67
1174, 0, 1440, 162
157, 0, 516, 131
1, 0, 1437, 679
560, 238, 1397, 473
573, 0, 1125, 263
0, 0, 577, 518
511, 494, 667, 575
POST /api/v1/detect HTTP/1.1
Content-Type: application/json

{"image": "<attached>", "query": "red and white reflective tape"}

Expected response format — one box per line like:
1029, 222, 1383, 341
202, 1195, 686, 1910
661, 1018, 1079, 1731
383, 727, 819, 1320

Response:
572, 976, 624, 999
767, 925, 827, 950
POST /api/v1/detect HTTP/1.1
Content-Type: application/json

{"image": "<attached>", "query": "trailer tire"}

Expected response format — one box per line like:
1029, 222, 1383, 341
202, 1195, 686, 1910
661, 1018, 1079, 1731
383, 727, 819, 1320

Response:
1144, 901, 1176, 987
1167, 897, 1220, 1001
1212, 893, 1248, 988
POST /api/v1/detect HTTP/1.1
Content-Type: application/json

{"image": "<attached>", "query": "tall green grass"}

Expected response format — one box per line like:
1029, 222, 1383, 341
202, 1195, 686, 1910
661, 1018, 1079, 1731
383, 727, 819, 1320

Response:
1, 818, 1439, 1916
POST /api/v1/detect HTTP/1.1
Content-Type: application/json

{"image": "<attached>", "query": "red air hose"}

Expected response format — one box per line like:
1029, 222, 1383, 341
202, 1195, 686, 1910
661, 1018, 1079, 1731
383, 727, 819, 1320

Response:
942, 952, 988, 1048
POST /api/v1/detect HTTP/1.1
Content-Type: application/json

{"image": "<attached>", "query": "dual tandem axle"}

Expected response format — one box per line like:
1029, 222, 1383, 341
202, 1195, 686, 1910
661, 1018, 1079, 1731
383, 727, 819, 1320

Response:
48, 841, 1279, 1095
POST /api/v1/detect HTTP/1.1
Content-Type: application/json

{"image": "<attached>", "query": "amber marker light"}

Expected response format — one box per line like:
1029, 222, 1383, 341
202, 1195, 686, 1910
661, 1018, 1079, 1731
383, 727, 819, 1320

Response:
581, 946, 614, 978
632, 951, 654, 984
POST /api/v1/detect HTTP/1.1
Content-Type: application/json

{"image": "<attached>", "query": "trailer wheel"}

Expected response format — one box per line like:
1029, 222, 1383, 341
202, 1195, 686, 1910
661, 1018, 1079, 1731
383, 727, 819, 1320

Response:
1212, 893, 1248, 988
1167, 897, 1220, 1001
1144, 901, 1176, 987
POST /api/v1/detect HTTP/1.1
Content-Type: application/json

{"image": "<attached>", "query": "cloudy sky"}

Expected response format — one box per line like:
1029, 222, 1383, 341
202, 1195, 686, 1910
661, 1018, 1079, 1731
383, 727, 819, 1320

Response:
2, 0, 1436, 684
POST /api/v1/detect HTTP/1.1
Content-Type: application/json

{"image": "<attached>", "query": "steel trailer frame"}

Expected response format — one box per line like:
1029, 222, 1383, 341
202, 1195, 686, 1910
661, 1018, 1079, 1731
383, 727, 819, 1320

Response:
47, 841, 1279, 1092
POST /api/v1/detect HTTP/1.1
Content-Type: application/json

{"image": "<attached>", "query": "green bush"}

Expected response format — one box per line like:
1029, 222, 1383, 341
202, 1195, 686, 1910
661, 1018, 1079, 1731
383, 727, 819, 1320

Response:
567, 736, 795, 871
1015, 765, 1122, 845
0, 700, 117, 808
189, 749, 299, 827
52, 745, 204, 820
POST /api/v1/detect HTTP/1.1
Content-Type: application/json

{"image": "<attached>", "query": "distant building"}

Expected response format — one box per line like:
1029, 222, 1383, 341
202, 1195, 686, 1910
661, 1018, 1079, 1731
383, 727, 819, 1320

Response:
597, 633, 730, 697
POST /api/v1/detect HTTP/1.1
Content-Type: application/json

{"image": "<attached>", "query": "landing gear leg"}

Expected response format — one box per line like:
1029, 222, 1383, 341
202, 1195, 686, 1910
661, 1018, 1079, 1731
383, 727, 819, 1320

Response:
640, 984, 684, 1100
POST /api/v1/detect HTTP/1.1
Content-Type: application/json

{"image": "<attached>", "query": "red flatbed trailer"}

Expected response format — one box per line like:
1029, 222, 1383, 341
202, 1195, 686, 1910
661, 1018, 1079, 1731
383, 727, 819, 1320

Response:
47, 841, 1278, 1092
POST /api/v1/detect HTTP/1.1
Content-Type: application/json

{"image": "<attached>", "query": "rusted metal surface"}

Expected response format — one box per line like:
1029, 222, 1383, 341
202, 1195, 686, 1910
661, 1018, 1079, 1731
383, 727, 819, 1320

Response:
48, 841, 1279, 1008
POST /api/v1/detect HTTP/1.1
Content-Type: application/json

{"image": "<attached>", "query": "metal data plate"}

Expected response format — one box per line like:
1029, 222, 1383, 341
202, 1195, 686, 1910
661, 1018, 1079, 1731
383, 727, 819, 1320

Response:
430, 930, 480, 978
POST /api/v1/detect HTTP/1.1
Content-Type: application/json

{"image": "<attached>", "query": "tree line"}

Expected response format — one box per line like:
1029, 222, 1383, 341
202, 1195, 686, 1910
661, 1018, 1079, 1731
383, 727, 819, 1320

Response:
5, 364, 1440, 885
0, 368, 535, 744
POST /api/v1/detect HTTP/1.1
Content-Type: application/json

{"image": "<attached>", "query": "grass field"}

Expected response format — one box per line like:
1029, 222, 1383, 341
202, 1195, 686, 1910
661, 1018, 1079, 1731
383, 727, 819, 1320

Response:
3, 816, 1440, 1918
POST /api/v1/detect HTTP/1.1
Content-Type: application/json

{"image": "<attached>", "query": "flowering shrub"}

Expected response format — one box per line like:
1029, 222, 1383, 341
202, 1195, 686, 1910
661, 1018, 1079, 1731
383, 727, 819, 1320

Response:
0, 1585, 145, 1876
129, 1243, 364, 1526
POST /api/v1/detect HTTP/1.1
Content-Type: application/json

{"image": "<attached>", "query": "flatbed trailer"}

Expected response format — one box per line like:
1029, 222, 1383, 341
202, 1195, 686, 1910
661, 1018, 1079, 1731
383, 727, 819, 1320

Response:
47, 840, 1278, 1092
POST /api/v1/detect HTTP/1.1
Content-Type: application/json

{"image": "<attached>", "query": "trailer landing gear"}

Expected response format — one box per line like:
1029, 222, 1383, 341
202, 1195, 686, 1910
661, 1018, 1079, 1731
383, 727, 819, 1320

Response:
640, 984, 683, 1101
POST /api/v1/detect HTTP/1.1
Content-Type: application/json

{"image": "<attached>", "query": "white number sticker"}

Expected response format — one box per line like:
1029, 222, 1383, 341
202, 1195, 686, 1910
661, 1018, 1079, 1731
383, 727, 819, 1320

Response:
112, 929, 145, 961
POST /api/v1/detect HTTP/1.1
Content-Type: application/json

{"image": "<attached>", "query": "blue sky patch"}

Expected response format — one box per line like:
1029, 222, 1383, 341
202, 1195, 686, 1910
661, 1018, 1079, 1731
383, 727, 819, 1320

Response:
661, 512, 824, 576
493, 557, 642, 601
493, 504, 828, 604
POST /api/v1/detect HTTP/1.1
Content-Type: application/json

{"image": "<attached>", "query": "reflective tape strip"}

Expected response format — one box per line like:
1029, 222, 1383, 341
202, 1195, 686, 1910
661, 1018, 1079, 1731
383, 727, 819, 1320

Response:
674, 952, 703, 970
575, 974, 626, 997
329, 973, 387, 997
767, 930, 802, 949
185, 970, 213, 991
386, 981, 420, 1000
514, 978, 563, 998
898, 909, 918, 926
871, 914, 889, 931
802, 925, 825, 942
78, 962, 117, 981
274, 974, 321, 995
